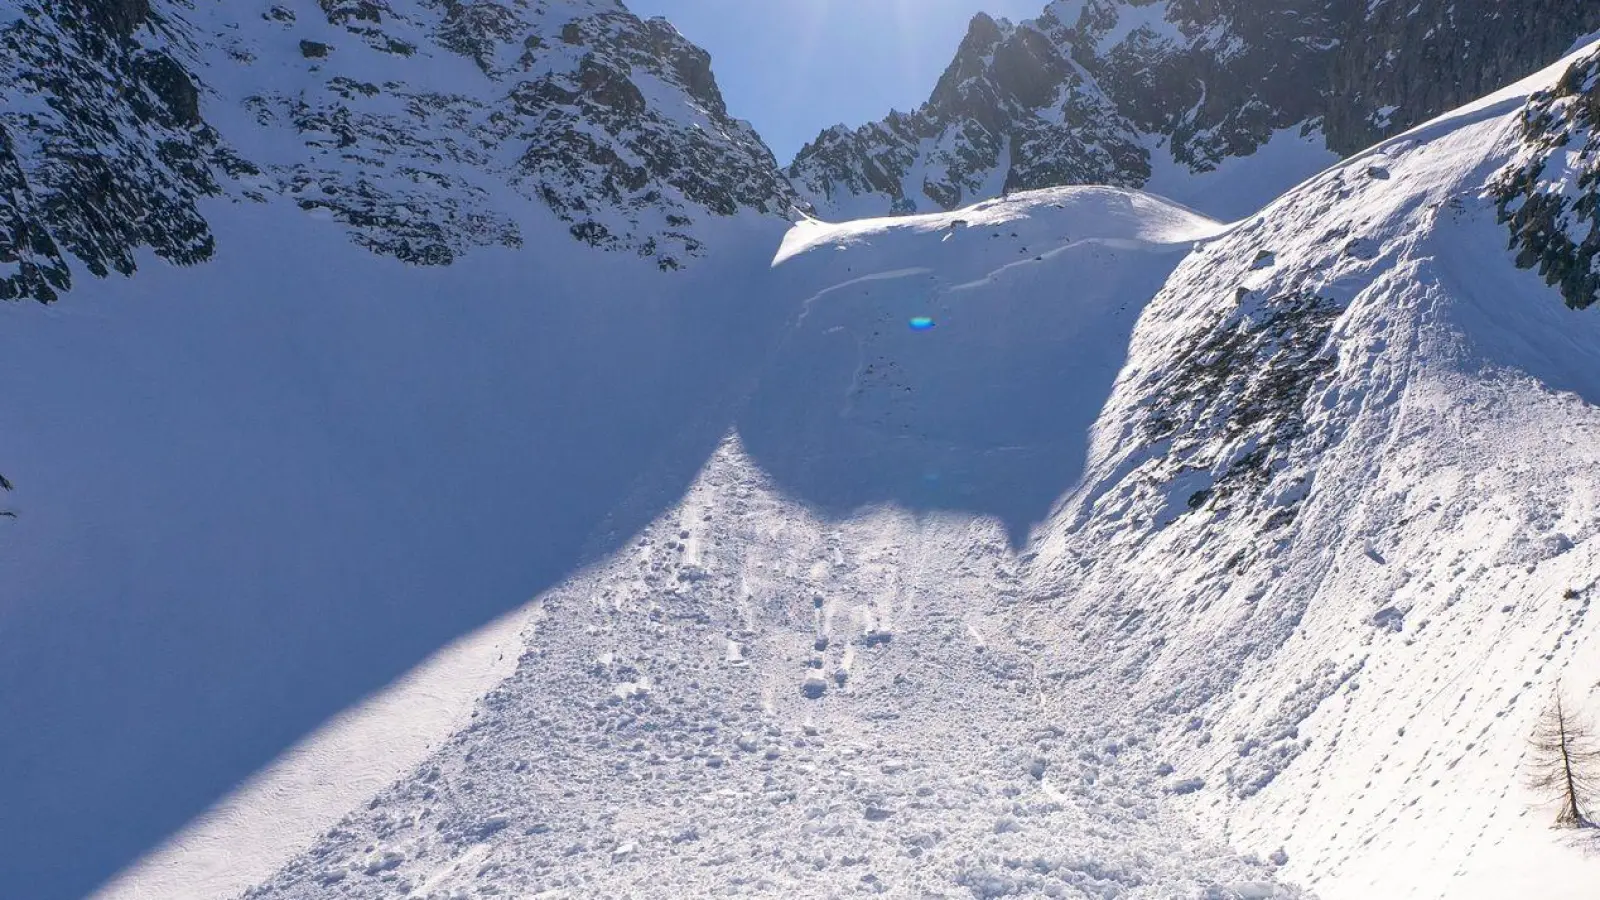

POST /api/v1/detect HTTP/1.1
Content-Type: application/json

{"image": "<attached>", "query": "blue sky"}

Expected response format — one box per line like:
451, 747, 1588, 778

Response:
626, 0, 1044, 163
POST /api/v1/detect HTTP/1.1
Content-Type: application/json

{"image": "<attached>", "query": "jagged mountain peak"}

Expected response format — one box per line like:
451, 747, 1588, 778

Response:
0, 0, 798, 303
229, 0, 801, 257
927, 10, 1065, 124
790, 0, 1600, 221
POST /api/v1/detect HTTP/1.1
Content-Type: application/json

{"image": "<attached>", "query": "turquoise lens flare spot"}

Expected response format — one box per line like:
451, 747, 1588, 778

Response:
909, 316, 936, 331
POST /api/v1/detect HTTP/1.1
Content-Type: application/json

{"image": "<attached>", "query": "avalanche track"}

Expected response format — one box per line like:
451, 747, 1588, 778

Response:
234, 45, 1600, 900
7, 11, 1600, 900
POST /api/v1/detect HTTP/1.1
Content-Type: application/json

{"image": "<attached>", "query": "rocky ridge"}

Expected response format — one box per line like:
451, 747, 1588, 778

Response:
790, 0, 1600, 217
8, 0, 1600, 302
1493, 44, 1600, 309
0, 0, 229, 301
0, 0, 799, 302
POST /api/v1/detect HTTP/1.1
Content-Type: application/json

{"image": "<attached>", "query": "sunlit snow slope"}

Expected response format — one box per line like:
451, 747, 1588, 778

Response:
1019, 45, 1600, 900
235, 42, 1600, 900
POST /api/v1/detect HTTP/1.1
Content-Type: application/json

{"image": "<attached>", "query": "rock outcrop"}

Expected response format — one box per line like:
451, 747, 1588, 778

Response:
0, 0, 227, 301
1493, 44, 1600, 309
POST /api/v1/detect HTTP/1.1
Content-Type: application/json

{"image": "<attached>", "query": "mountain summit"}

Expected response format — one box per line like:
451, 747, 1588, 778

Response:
788, 0, 1600, 219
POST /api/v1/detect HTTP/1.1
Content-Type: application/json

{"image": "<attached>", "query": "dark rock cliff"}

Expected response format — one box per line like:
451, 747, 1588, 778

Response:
792, 0, 1600, 217
0, 0, 226, 301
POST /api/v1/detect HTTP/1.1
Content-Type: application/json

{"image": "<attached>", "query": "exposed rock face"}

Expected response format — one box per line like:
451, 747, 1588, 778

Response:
0, 0, 225, 301
1142, 286, 1341, 526
1493, 46, 1600, 309
1327, 0, 1600, 154
255, 0, 798, 269
0, 0, 799, 301
80, 0, 154, 38
1063, 0, 1338, 171
512, 7, 798, 262
791, 0, 1600, 217
788, 11, 1147, 216
8, 0, 1600, 303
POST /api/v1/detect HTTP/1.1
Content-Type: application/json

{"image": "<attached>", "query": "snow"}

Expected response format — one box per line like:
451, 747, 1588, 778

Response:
1040, 0, 1187, 56
1569, 30, 1600, 56
234, 435, 1309, 900
778, 186, 1222, 265
58, 183, 1255, 900
11, 9, 1600, 900
1023, 35, 1600, 900
759, 187, 1224, 546
1143, 127, 1341, 223
96, 605, 523, 900
0, 195, 793, 900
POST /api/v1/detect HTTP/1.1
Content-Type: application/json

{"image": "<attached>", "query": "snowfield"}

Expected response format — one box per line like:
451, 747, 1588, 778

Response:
5, 3, 1600, 898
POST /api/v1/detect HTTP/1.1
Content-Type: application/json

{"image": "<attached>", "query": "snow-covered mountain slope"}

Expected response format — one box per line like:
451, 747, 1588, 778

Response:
788, 0, 1600, 221
0, 2, 809, 898
195, 39, 1600, 900
0, 201, 799, 900
218, 188, 1323, 900
0, 0, 797, 304
238, 443, 1310, 900
745, 188, 1222, 544
1016, 42, 1600, 900
9, 3, 1600, 900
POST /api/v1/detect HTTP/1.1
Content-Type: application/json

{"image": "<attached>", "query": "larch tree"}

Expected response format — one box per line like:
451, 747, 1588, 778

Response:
1529, 686, 1600, 828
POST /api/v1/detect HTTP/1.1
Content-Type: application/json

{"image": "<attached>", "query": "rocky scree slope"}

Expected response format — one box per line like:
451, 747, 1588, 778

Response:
0, 0, 798, 303
789, 0, 1600, 217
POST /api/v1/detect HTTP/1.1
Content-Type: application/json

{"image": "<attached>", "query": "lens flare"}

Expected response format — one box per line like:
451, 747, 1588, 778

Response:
909, 316, 936, 331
